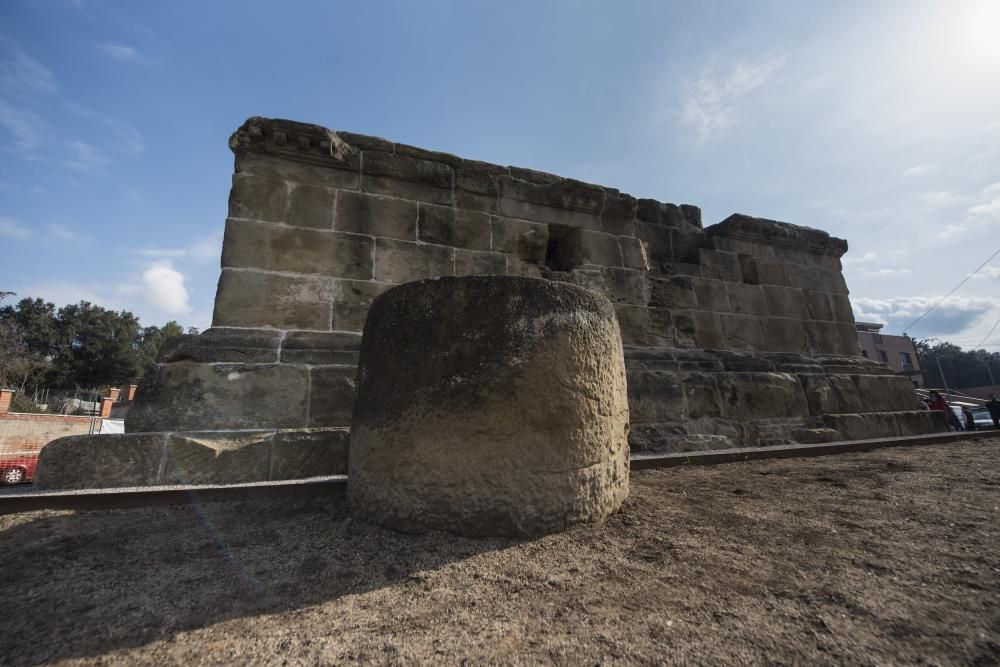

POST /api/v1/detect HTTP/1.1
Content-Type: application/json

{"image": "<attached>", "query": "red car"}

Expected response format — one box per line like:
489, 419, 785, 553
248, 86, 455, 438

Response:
0, 452, 38, 485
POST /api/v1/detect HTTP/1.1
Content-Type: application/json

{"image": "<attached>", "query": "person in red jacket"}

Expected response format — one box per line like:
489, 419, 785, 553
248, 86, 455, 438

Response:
927, 391, 961, 430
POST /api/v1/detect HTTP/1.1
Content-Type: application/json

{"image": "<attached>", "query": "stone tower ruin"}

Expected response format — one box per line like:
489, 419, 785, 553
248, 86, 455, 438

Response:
36, 116, 945, 489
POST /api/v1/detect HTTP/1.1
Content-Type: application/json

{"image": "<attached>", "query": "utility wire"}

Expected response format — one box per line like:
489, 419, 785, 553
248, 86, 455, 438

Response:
899, 247, 1000, 335
975, 314, 1000, 349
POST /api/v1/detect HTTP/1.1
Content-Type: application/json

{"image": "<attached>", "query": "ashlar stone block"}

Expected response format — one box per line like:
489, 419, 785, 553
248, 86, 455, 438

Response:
692, 278, 731, 312
35, 433, 168, 490
627, 370, 685, 423
335, 190, 418, 240
761, 317, 808, 354
740, 256, 787, 286
331, 279, 394, 332
650, 275, 696, 309
374, 238, 455, 284
720, 313, 765, 351
221, 219, 373, 280
162, 431, 273, 485
213, 269, 333, 330
271, 428, 351, 478
361, 150, 453, 205
309, 365, 357, 427
727, 283, 767, 316
454, 249, 507, 276
287, 184, 335, 229
228, 174, 288, 222
762, 285, 809, 319
418, 204, 491, 250
492, 217, 549, 264
619, 236, 649, 271
280, 331, 362, 365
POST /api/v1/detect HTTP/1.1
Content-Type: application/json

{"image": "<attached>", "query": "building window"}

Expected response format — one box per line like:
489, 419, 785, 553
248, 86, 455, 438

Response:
878, 350, 888, 363
861, 349, 868, 358
899, 352, 912, 364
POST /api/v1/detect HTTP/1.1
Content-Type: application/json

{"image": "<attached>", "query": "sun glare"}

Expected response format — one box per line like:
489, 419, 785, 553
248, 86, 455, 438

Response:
953, 0, 1000, 69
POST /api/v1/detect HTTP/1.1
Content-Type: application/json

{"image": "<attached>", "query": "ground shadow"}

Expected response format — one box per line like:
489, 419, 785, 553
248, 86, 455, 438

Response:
0, 493, 521, 665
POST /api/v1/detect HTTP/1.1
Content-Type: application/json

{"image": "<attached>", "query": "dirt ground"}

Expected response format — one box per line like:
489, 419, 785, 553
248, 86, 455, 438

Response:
1, 438, 998, 666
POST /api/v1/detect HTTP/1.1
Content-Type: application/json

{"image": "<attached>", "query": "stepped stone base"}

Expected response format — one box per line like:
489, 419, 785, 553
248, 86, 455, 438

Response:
34, 427, 349, 490
624, 347, 947, 452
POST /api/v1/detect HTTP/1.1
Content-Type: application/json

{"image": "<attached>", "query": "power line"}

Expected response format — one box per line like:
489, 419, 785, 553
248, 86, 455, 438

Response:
975, 314, 1000, 349
899, 247, 1000, 335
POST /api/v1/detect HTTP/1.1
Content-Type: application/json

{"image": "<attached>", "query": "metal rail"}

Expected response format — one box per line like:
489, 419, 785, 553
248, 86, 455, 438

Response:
1, 431, 995, 515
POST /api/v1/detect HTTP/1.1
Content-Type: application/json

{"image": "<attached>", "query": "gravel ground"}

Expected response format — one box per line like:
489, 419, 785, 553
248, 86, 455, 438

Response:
1, 438, 998, 665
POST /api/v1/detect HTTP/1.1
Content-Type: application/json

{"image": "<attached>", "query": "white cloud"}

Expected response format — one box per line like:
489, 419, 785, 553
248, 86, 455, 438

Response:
852, 295, 1000, 336
966, 197, 1000, 220
19, 279, 108, 309
843, 250, 877, 266
97, 44, 140, 62
131, 234, 222, 264
680, 56, 785, 143
65, 101, 145, 155
64, 140, 109, 171
981, 266, 1000, 279
0, 216, 30, 238
920, 191, 961, 206
134, 247, 186, 258
902, 164, 936, 177
865, 267, 911, 276
141, 262, 191, 315
0, 45, 56, 96
983, 182, 1000, 196
0, 99, 46, 153
188, 234, 222, 264
47, 223, 82, 242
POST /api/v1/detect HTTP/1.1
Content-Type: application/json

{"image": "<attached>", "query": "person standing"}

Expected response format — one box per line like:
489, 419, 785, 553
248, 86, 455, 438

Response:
987, 393, 1000, 429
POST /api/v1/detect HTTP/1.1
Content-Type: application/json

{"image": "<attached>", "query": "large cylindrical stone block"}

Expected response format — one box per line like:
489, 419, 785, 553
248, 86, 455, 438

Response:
348, 276, 630, 536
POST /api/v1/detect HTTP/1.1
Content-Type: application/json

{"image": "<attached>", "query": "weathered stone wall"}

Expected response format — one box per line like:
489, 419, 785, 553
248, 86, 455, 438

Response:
126, 116, 944, 451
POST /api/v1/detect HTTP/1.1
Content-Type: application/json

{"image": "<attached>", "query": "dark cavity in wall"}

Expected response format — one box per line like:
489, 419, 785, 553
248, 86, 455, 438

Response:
545, 224, 584, 272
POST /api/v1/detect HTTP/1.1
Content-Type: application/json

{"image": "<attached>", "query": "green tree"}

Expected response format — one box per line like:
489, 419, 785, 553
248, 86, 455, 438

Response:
46, 302, 145, 388
0, 296, 58, 357
1, 295, 193, 389
915, 339, 1000, 389
137, 321, 186, 376
0, 293, 50, 389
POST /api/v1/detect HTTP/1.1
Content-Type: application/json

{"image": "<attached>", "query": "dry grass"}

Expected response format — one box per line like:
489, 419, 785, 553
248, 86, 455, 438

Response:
2, 438, 998, 665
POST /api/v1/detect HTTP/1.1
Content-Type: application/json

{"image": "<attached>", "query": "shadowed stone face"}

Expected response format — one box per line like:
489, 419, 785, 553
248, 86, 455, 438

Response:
348, 276, 630, 537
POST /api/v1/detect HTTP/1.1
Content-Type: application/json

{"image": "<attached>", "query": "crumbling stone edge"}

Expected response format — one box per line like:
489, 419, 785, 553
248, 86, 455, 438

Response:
11, 431, 992, 514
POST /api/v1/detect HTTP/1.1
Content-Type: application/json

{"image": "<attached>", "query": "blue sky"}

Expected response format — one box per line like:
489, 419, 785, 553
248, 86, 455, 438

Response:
1, 0, 999, 347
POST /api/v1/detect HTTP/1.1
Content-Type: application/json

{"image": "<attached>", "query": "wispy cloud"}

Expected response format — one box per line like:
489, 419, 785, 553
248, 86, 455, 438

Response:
96, 43, 141, 63
64, 140, 109, 171
131, 234, 223, 264
920, 191, 961, 206
0, 99, 46, 153
0, 44, 56, 96
134, 247, 186, 258
865, 267, 912, 276
679, 56, 785, 143
902, 164, 936, 178
47, 223, 82, 242
65, 102, 145, 155
0, 216, 31, 238
188, 234, 222, 264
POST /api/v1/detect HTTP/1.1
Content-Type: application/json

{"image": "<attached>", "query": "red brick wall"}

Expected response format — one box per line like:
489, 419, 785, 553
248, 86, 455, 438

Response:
0, 413, 101, 456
